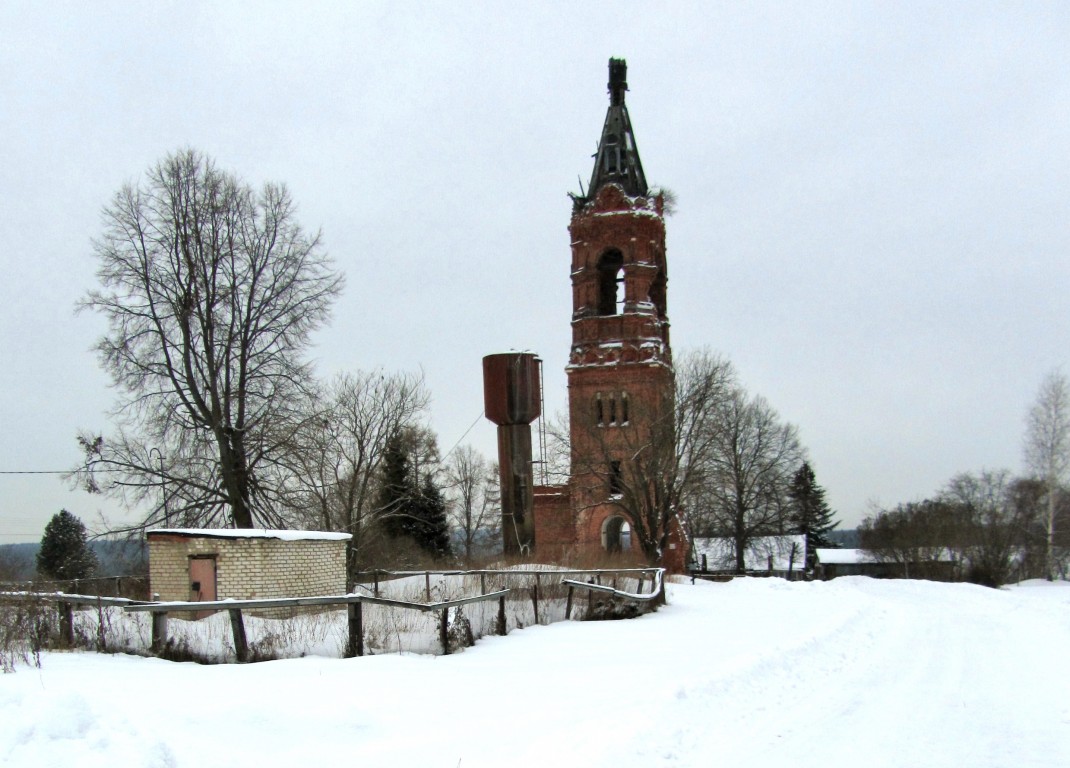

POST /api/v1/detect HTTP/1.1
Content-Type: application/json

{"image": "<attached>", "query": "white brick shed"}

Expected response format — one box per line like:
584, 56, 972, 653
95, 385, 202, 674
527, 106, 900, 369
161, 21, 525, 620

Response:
147, 529, 350, 614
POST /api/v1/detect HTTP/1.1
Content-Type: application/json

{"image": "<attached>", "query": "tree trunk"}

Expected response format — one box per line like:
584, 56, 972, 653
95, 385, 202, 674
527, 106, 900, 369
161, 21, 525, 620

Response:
1046, 481, 1056, 581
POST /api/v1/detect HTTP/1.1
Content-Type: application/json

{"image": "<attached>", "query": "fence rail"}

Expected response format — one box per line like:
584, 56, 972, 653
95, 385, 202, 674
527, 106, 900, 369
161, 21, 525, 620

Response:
0, 575, 149, 600
0, 590, 148, 650
123, 589, 512, 661
4, 567, 665, 663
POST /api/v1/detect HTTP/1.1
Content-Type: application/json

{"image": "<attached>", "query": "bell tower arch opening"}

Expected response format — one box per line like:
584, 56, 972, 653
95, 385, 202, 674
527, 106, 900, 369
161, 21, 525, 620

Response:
597, 249, 625, 316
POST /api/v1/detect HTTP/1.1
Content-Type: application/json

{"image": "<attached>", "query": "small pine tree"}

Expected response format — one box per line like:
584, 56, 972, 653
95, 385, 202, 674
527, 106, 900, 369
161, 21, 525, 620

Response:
37, 510, 97, 582
788, 463, 838, 571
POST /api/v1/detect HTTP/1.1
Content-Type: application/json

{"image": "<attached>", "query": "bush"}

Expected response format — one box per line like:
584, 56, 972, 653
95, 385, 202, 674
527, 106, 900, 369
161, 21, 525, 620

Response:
0, 597, 49, 673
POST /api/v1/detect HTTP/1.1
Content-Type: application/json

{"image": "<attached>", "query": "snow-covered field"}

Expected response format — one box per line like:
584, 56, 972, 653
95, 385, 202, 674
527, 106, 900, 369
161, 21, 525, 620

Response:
2, 576, 1068, 768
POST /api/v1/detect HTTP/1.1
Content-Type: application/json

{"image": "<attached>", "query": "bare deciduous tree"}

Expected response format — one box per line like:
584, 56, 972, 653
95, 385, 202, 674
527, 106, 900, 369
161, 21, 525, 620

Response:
566, 348, 738, 564
689, 388, 804, 573
942, 469, 1036, 586
76, 149, 343, 530
858, 499, 963, 579
1024, 370, 1070, 580
444, 445, 500, 562
281, 371, 429, 586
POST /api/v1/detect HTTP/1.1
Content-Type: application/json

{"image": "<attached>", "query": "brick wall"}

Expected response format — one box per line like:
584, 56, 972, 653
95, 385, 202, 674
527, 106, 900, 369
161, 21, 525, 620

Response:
148, 531, 348, 618
533, 485, 575, 560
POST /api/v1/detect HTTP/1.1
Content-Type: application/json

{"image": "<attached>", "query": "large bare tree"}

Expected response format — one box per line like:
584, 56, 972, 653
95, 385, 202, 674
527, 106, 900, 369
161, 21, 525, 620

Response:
76, 149, 343, 530
689, 388, 804, 573
1024, 370, 1070, 580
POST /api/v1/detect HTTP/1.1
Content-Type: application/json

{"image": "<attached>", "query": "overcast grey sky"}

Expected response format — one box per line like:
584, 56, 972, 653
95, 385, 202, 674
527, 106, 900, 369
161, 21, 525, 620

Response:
2, 2, 1068, 542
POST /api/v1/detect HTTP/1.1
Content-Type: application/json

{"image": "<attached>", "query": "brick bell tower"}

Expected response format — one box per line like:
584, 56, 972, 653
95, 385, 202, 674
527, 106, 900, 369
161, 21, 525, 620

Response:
534, 58, 681, 568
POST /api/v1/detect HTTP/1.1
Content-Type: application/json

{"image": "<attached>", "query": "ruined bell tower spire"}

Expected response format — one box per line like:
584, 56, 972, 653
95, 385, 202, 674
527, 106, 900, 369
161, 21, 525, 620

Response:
585, 57, 648, 201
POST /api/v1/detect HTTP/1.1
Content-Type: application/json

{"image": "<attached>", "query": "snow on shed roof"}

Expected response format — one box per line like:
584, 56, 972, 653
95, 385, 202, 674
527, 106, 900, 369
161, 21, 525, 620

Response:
814, 547, 956, 565
814, 548, 872, 565
147, 529, 351, 541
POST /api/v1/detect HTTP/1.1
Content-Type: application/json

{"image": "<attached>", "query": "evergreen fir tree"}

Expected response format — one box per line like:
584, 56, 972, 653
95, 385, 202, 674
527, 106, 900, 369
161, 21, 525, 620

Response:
37, 510, 97, 582
377, 434, 419, 540
375, 432, 450, 559
788, 462, 838, 571
413, 474, 452, 558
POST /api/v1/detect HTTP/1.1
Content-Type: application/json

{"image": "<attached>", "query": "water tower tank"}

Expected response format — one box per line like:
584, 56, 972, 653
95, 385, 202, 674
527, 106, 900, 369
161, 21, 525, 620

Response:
482, 353, 541, 556
483, 353, 541, 426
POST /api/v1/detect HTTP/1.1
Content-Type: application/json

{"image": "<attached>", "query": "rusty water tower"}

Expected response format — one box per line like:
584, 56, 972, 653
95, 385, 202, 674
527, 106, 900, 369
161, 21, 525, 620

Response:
483, 353, 541, 556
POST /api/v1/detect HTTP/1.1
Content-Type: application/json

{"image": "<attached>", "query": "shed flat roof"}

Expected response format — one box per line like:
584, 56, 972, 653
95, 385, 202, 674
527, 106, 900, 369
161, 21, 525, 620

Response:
815, 548, 873, 565
147, 528, 351, 541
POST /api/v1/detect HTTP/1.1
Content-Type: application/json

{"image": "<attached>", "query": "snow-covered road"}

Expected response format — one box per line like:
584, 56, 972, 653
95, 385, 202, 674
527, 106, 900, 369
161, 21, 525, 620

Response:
2, 577, 1067, 767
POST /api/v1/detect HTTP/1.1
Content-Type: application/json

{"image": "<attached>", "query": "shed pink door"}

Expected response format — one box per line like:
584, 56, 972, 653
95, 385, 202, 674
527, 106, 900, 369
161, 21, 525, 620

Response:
188, 556, 217, 619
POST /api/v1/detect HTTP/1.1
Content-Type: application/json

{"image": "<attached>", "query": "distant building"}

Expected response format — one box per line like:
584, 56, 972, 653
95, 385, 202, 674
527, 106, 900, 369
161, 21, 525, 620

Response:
813, 548, 956, 581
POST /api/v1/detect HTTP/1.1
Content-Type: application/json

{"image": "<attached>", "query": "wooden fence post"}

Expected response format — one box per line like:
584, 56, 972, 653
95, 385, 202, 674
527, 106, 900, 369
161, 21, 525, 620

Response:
480, 572, 486, 596
440, 608, 450, 655
346, 602, 364, 658
374, 571, 380, 598
565, 586, 575, 620
151, 612, 168, 654
532, 574, 540, 625
497, 594, 506, 636
425, 571, 431, 602
229, 608, 249, 663
95, 597, 107, 652
58, 601, 74, 647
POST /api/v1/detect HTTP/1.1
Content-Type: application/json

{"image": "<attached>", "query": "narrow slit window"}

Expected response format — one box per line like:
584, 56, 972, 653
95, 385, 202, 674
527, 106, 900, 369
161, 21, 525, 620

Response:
595, 392, 604, 426
621, 392, 629, 424
609, 395, 617, 426
609, 460, 624, 496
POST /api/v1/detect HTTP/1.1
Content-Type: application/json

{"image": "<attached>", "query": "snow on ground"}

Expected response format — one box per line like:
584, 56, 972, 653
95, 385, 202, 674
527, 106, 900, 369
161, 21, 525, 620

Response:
2, 577, 1068, 768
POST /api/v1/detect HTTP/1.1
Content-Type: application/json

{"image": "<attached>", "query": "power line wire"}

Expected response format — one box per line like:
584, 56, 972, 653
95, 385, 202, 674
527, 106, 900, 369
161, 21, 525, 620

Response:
0, 470, 69, 475
441, 410, 486, 462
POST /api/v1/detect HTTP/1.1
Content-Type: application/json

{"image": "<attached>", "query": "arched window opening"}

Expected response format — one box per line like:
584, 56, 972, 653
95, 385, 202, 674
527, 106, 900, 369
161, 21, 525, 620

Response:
601, 516, 632, 552
608, 395, 617, 426
597, 250, 625, 316
620, 392, 629, 425
595, 392, 604, 426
